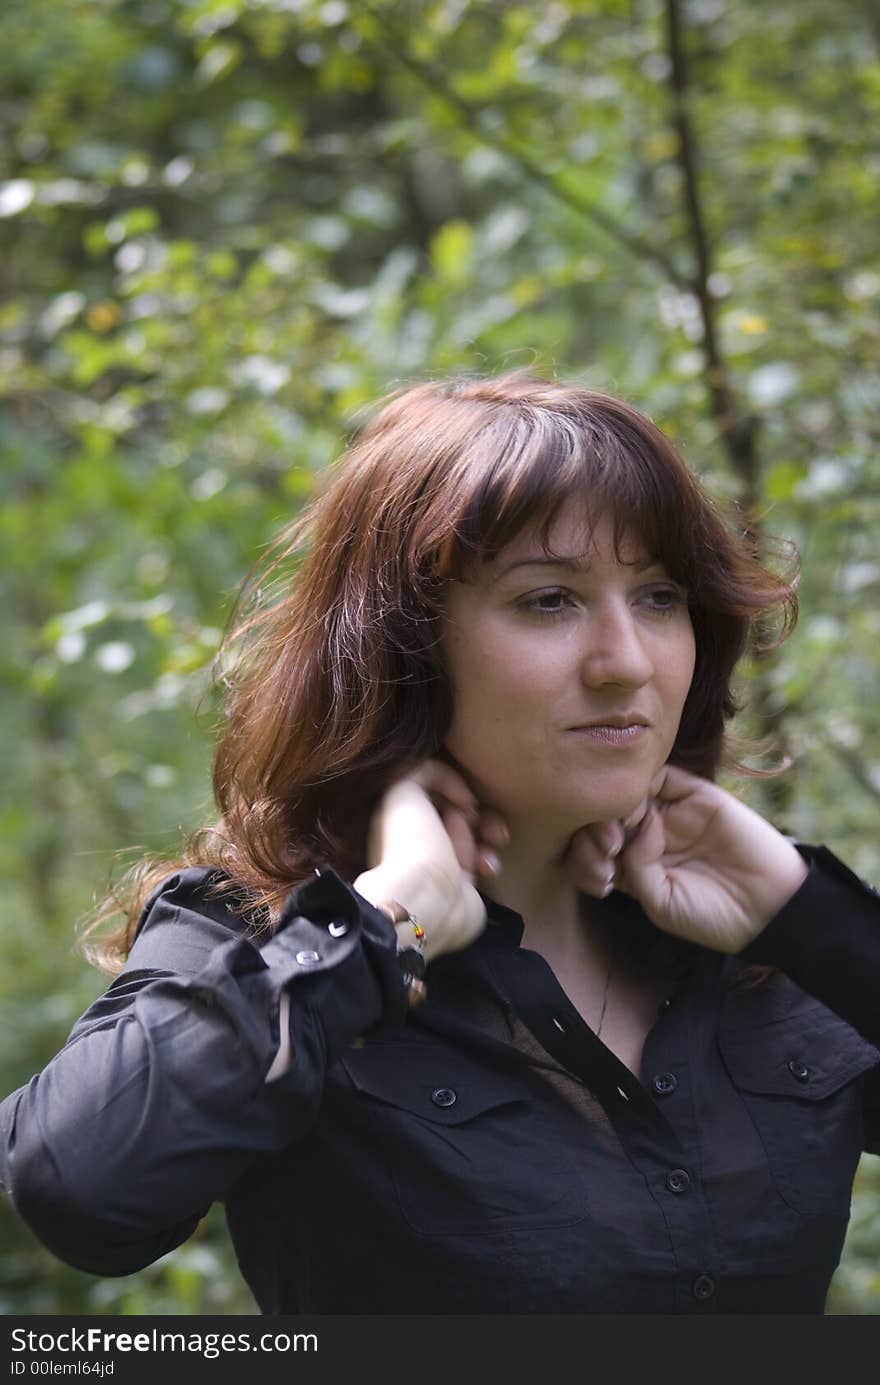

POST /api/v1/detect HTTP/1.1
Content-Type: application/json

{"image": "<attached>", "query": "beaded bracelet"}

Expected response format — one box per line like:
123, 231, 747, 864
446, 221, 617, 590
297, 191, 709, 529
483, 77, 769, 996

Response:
377, 900, 427, 1007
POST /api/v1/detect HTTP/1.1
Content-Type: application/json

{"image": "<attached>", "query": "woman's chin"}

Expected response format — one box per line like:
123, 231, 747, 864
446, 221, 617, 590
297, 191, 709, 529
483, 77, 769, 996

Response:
567, 781, 656, 827
492, 770, 663, 833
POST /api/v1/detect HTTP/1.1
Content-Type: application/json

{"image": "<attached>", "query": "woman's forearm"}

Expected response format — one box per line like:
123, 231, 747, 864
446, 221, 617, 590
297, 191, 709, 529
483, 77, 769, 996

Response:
0, 866, 406, 1275
739, 845, 880, 1046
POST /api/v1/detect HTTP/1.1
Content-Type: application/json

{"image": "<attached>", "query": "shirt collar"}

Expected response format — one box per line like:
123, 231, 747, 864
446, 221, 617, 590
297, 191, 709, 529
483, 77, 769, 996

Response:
476, 887, 526, 945
475, 885, 704, 976
474, 885, 637, 945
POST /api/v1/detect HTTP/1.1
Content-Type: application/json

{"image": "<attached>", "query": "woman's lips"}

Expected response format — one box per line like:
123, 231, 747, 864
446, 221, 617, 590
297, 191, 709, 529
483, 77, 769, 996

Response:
569, 724, 649, 747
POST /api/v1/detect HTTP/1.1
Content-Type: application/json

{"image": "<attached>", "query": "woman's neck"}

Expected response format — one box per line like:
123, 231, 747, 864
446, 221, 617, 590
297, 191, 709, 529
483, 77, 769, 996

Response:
482, 823, 592, 955
481, 825, 617, 1017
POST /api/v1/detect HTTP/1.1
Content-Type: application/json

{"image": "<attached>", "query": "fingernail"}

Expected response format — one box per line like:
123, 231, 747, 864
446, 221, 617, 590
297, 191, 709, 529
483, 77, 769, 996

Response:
600, 874, 615, 898
482, 851, 501, 876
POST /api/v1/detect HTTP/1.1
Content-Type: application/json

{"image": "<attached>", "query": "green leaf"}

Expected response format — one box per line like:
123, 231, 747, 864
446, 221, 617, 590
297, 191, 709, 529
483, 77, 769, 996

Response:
430, 220, 474, 287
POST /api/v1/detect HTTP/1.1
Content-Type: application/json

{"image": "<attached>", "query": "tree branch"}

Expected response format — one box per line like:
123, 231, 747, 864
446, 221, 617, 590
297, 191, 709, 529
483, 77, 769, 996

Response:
362, 2, 770, 521
359, 3, 692, 291
827, 742, 880, 807
663, 0, 760, 509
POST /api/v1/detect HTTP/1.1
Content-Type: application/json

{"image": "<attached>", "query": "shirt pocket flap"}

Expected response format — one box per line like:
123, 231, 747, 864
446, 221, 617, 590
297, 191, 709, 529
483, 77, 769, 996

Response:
719, 1013, 880, 1101
340, 1043, 528, 1126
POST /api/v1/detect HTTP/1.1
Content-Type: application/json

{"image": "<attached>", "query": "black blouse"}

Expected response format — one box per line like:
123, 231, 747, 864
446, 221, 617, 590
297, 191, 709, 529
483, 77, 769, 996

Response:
2, 844, 879, 1315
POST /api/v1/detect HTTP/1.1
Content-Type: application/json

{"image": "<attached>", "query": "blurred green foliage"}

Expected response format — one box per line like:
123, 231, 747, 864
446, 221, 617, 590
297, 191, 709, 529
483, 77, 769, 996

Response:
2, 0, 879, 1314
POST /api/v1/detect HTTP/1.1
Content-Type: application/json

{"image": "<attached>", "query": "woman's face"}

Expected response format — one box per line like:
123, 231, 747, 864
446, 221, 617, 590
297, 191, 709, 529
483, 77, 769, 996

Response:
441, 500, 696, 831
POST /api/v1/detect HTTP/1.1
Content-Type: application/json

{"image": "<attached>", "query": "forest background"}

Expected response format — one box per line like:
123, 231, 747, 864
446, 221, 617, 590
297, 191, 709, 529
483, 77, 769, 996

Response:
2, 0, 879, 1314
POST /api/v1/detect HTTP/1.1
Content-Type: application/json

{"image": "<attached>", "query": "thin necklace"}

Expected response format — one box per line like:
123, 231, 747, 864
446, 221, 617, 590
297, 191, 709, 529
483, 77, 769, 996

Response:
595, 934, 616, 1039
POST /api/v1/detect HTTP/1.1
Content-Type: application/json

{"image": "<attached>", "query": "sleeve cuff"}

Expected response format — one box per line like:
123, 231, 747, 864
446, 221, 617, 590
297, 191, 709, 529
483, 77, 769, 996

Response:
739, 843, 880, 1041
260, 865, 409, 1034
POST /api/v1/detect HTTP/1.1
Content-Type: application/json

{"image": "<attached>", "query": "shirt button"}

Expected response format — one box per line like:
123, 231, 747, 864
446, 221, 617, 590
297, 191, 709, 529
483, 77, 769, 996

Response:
788, 1059, 811, 1083
693, 1274, 715, 1300
652, 1072, 678, 1095
431, 1088, 457, 1108
666, 1168, 691, 1193
295, 950, 321, 966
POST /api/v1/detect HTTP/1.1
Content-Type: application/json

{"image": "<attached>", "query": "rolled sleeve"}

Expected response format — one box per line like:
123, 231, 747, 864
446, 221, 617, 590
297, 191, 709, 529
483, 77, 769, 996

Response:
740, 844, 880, 1047
0, 864, 407, 1275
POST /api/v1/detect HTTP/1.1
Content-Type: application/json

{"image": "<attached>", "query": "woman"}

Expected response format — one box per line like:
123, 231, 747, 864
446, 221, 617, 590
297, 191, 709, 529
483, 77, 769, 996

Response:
2, 372, 879, 1314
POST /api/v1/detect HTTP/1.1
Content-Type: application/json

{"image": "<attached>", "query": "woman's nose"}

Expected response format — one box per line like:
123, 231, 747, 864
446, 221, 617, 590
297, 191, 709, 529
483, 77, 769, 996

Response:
578, 601, 654, 689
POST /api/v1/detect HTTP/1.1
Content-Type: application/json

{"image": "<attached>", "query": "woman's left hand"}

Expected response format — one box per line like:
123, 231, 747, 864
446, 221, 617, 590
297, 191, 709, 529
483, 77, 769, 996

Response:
564, 765, 809, 954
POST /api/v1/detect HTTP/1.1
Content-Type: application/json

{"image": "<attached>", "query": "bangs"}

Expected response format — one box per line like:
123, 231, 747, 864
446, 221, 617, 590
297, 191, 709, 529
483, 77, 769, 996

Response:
434, 401, 704, 588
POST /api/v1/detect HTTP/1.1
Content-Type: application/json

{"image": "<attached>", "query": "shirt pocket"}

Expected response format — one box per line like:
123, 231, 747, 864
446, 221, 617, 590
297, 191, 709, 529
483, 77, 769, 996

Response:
718, 1009, 880, 1217
339, 1042, 586, 1236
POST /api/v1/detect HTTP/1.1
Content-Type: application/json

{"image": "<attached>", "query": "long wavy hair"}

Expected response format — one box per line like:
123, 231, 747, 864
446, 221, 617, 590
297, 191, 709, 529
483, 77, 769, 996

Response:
84, 371, 797, 973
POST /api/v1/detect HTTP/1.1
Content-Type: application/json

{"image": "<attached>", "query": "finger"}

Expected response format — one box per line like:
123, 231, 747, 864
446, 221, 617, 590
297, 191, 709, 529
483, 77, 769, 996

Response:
565, 827, 618, 898
623, 802, 665, 860
476, 846, 502, 879
649, 763, 697, 803
621, 798, 651, 839
592, 818, 626, 857
439, 803, 478, 877
616, 803, 669, 907
410, 759, 479, 824
476, 809, 509, 849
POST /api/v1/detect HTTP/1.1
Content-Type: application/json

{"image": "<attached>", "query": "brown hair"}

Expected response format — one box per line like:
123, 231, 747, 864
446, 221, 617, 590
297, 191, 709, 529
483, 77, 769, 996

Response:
84, 371, 797, 972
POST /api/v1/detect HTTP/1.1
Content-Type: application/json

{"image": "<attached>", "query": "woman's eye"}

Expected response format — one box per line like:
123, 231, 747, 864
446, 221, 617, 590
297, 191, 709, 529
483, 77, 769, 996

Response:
643, 586, 687, 616
520, 590, 574, 618
518, 586, 688, 620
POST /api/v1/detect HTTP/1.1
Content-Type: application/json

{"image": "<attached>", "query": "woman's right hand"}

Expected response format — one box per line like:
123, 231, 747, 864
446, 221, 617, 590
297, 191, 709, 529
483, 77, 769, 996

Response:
354, 759, 505, 964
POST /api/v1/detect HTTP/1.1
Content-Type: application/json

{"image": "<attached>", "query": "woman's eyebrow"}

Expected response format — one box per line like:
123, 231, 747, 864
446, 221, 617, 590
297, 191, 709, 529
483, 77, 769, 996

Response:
491, 554, 661, 584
